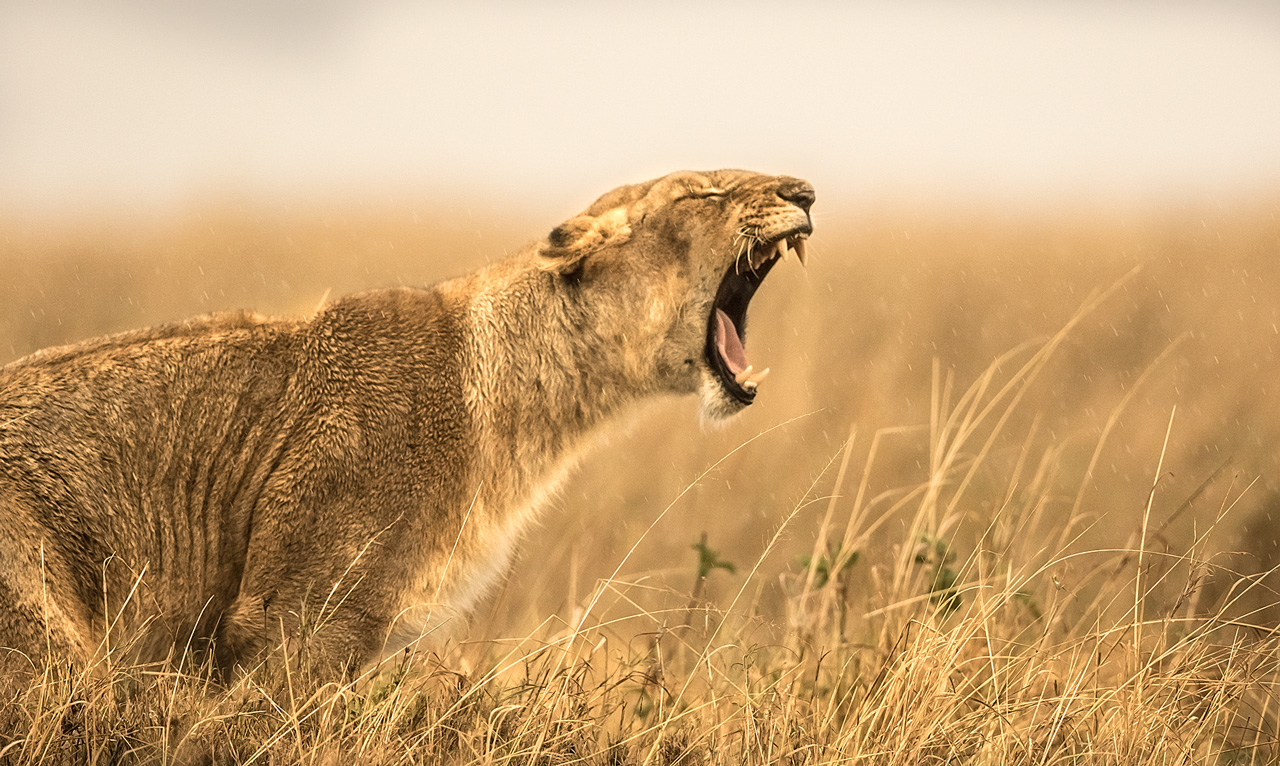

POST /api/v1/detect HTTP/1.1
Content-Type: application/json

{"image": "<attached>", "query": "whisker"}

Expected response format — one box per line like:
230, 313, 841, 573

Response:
732, 226, 762, 276
732, 227, 752, 275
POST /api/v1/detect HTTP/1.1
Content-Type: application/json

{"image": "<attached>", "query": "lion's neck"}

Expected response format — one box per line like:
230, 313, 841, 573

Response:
453, 259, 651, 503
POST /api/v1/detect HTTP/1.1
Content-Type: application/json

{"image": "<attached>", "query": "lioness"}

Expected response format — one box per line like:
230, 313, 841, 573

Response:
0, 170, 814, 680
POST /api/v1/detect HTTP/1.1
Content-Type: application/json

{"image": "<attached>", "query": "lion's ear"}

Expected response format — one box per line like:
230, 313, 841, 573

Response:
538, 207, 632, 275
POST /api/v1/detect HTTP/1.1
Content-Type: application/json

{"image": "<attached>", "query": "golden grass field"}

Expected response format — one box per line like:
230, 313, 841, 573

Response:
2, 195, 1280, 763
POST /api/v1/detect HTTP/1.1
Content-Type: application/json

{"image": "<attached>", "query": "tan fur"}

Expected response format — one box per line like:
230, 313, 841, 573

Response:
0, 170, 814, 680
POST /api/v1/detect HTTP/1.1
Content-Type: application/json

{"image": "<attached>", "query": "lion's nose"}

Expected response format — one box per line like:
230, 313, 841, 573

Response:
777, 181, 815, 212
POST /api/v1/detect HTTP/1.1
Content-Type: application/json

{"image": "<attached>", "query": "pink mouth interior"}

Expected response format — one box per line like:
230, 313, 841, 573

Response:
714, 308, 749, 375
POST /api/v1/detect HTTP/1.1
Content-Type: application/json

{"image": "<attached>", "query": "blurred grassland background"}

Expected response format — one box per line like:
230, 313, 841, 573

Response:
4, 196, 1280, 641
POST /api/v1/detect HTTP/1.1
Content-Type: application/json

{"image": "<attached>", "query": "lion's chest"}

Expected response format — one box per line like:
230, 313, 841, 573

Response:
379, 470, 569, 658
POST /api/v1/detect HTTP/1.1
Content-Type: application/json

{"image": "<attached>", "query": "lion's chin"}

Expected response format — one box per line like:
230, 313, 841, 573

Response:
696, 368, 751, 426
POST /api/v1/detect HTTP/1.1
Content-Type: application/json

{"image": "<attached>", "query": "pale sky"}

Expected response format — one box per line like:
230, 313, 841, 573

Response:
2, 1, 1278, 217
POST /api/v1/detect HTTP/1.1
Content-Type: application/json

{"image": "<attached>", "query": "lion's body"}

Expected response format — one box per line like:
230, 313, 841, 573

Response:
0, 294, 474, 672
0, 170, 814, 680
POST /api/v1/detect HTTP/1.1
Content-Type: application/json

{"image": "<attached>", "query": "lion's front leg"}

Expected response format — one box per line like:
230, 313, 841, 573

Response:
215, 520, 409, 682
217, 581, 400, 682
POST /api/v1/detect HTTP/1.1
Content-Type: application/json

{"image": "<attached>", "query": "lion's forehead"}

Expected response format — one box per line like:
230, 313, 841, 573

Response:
654, 168, 783, 195
584, 170, 794, 217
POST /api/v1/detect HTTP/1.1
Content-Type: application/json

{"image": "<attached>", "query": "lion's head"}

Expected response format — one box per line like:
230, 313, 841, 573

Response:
538, 170, 815, 420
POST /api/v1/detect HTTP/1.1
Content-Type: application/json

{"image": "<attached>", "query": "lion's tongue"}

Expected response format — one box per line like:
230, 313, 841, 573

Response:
714, 308, 749, 375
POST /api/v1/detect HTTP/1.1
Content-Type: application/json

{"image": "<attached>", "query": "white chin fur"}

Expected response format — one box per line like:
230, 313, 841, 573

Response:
697, 368, 749, 426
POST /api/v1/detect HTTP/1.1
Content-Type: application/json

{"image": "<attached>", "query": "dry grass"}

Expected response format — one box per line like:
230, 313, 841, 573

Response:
2, 196, 1280, 763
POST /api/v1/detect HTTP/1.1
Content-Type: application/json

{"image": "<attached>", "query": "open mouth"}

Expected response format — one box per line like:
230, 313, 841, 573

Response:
706, 228, 810, 404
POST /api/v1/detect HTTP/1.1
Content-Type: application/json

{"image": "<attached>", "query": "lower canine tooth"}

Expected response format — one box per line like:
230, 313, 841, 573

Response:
737, 366, 771, 391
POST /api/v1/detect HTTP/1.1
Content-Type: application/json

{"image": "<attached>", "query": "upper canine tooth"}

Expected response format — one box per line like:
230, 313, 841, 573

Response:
775, 239, 788, 260
752, 367, 771, 384
734, 365, 754, 385
793, 237, 808, 266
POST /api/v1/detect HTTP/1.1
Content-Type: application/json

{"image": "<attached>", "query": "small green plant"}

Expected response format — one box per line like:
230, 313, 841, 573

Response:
681, 533, 738, 629
345, 662, 409, 722
799, 542, 859, 590
692, 536, 737, 580
914, 533, 962, 617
